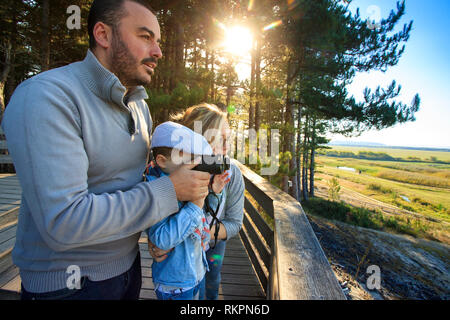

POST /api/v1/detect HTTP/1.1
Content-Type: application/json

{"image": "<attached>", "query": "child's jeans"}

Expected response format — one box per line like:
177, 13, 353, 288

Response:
199, 240, 227, 300
155, 277, 205, 300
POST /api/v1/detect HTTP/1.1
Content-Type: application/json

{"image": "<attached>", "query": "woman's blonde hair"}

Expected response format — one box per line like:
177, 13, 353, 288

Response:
170, 103, 228, 148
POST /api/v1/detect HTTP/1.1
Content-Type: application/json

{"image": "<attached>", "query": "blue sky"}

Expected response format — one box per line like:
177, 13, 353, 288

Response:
329, 0, 450, 148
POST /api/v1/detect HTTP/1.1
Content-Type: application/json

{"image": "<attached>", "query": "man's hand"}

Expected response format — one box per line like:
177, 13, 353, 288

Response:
211, 171, 231, 194
169, 163, 210, 202
191, 194, 206, 209
148, 239, 171, 262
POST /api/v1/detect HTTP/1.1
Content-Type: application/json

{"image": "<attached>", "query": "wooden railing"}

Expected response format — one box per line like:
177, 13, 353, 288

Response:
0, 127, 20, 299
235, 161, 346, 300
0, 127, 13, 165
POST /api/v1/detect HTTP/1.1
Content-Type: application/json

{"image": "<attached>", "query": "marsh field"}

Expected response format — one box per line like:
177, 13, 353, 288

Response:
313, 146, 450, 244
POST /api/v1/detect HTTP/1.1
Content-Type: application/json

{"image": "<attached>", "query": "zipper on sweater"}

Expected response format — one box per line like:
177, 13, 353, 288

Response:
128, 112, 136, 135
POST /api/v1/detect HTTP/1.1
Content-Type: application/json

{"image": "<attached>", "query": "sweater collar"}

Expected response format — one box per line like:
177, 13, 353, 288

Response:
75, 50, 148, 108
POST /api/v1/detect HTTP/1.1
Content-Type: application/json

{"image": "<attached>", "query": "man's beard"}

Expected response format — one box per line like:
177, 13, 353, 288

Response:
110, 27, 152, 87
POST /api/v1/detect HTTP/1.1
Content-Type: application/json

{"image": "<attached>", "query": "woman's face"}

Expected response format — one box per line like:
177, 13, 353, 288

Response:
211, 120, 230, 156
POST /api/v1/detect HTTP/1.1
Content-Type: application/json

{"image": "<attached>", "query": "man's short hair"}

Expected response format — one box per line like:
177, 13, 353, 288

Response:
88, 0, 157, 49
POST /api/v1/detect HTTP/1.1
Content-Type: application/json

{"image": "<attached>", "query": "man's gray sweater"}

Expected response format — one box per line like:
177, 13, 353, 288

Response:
1, 50, 180, 293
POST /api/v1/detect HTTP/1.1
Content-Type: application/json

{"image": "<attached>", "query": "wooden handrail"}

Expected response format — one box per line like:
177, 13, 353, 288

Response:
0, 127, 13, 165
235, 160, 346, 300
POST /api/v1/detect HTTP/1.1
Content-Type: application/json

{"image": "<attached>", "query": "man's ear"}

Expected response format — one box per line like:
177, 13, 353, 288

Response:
92, 22, 113, 49
155, 154, 167, 169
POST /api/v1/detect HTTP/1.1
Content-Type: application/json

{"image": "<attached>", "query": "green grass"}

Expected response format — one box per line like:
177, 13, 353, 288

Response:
367, 183, 394, 194
376, 169, 450, 188
328, 146, 450, 162
318, 162, 450, 222
302, 197, 435, 240
315, 148, 450, 232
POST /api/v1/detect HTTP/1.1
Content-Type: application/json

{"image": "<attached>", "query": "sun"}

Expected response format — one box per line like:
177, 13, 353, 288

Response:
223, 26, 254, 57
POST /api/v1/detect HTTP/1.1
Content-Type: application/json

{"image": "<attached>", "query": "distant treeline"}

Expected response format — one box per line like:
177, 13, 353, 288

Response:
328, 144, 450, 153
318, 150, 450, 164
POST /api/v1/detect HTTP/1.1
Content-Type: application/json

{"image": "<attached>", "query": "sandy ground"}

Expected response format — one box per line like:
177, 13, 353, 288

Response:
308, 214, 450, 300
303, 178, 449, 300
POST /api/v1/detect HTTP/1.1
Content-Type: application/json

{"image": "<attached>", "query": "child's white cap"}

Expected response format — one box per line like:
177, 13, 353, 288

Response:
151, 121, 213, 156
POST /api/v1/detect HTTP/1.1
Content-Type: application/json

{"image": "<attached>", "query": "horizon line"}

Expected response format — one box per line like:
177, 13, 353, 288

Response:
328, 141, 450, 150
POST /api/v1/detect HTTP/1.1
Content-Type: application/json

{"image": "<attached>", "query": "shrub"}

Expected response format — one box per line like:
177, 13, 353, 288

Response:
328, 177, 341, 201
368, 183, 394, 194
301, 198, 428, 239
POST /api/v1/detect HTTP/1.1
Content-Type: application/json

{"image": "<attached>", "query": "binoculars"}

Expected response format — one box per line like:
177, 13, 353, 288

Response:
192, 155, 230, 174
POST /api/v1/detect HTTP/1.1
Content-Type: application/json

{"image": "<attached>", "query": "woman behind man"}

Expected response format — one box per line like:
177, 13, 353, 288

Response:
148, 103, 245, 300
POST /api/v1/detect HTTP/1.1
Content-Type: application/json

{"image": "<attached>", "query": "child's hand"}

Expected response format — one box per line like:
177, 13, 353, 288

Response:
211, 171, 231, 194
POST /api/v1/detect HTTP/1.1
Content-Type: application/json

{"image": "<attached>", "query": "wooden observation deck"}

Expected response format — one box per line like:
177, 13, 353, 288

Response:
0, 128, 345, 300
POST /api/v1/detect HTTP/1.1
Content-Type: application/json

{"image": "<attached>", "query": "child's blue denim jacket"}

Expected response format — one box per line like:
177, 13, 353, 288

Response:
146, 165, 210, 288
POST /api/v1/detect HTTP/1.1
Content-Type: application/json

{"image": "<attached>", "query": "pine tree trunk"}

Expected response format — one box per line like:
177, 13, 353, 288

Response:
163, 18, 173, 93
289, 108, 299, 199
249, 42, 256, 129
309, 118, 316, 197
194, 39, 198, 71
174, 18, 184, 85
0, 42, 11, 119
41, 0, 50, 71
282, 176, 289, 193
296, 105, 302, 201
0, 82, 6, 121
210, 50, 215, 101
302, 114, 309, 201
4, 0, 18, 109
283, 58, 295, 195
282, 57, 293, 154
254, 36, 262, 133
309, 147, 315, 197
226, 85, 232, 108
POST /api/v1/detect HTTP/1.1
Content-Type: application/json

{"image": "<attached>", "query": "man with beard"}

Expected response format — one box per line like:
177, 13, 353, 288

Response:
1, 0, 211, 300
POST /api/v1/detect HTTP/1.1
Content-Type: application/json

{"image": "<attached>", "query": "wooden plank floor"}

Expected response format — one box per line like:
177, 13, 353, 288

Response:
0, 174, 21, 297
0, 174, 21, 216
138, 235, 266, 300
0, 174, 266, 300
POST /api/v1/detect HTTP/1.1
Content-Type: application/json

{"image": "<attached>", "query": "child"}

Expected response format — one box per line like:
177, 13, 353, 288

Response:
146, 121, 229, 300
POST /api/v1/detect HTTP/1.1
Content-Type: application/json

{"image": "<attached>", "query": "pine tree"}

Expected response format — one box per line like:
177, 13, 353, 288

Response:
269, 0, 420, 200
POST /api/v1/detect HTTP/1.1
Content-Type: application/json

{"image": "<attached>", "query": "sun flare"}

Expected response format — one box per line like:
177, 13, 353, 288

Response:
223, 26, 253, 57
